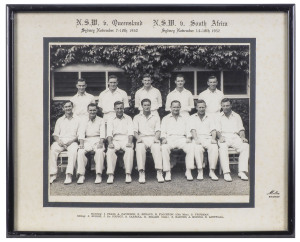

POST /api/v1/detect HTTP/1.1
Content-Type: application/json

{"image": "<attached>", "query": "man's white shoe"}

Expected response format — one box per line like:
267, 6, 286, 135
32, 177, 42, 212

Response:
209, 170, 219, 181
185, 169, 193, 181
107, 174, 114, 184
50, 175, 57, 184
95, 174, 102, 184
64, 174, 72, 184
77, 175, 85, 184
139, 171, 146, 184
238, 172, 248, 181
224, 173, 233, 182
197, 169, 204, 180
157, 170, 164, 183
165, 171, 171, 181
125, 174, 132, 183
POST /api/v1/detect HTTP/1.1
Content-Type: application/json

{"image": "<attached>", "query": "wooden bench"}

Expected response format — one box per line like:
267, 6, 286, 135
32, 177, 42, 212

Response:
170, 148, 208, 169
57, 151, 96, 172
57, 151, 68, 172
169, 147, 238, 172
218, 148, 239, 174
57, 147, 238, 173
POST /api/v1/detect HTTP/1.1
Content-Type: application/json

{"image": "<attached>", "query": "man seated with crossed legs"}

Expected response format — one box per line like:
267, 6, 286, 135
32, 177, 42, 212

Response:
49, 101, 80, 185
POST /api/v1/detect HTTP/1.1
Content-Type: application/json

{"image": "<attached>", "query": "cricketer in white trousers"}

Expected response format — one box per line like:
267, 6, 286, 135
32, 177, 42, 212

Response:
161, 136, 194, 172
49, 142, 78, 176
218, 134, 249, 174
106, 135, 134, 174
77, 137, 105, 175
216, 110, 249, 174
194, 137, 218, 170
136, 136, 163, 171
163, 110, 191, 170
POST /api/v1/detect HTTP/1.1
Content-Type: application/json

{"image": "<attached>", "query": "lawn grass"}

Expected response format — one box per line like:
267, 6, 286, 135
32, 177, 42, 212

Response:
50, 162, 249, 196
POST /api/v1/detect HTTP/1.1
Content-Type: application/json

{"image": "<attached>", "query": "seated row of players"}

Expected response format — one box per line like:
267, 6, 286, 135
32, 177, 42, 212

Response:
49, 97, 249, 185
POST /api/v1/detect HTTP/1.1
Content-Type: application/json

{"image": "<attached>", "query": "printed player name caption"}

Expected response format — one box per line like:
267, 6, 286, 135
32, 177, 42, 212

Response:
76, 212, 224, 219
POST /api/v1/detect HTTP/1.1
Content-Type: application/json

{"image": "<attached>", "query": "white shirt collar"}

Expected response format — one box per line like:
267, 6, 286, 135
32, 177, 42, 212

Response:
139, 112, 154, 118
105, 87, 120, 93
63, 114, 74, 120
76, 91, 86, 96
168, 113, 182, 119
194, 113, 208, 120
142, 86, 153, 91
88, 116, 98, 122
173, 88, 187, 93
113, 114, 125, 120
221, 111, 235, 117
207, 88, 219, 94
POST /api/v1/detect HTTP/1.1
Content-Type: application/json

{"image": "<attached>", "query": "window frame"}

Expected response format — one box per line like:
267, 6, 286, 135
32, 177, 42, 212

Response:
51, 64, 126, 100
51, 64, 250, 100
172, 66, 250, 99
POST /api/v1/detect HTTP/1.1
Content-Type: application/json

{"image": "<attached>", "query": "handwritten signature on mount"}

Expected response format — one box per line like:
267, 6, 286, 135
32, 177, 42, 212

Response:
267, 190, 280, 195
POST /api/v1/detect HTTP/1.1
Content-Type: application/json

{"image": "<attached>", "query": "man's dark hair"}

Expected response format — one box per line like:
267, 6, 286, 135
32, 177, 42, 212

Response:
142, 73, 151, 79
108, 75, 118, 80
87, 103, 97, 110
221, 98, 232, 104
175, 74, 185, 80
77, 78, 86, 84
208, 75, 217, 81
114, 101, 124, 107
196, 99, 206, 106
170, 100, 181, 107
64, 100, 73, 107
141, 98, 151, 106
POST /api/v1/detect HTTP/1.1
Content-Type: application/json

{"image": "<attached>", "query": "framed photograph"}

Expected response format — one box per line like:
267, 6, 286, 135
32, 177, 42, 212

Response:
7, 4, 295, 237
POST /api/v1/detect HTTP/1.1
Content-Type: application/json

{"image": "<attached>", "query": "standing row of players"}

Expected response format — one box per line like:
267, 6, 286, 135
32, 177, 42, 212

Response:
49, 74, 249, 184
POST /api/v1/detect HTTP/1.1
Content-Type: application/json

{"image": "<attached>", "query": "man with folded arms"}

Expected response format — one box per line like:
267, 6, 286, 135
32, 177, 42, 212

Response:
135, 74, 162, 116
133, 98, 164, 183
77, 103, 106, 184
106, 101, 134, 184
98, 75, 129, 121
190, 100, 219, 181
70, 78, 95, 118
216, 98, 249, 182
161, 100, 194, 181
49, 101, 80, 184
165, 74, 194, 118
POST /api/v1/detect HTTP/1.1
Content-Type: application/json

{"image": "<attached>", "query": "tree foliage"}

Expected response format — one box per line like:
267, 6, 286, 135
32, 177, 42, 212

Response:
51, 45, 249, 72
50, 45, 250, 137
51, 45, 249, 98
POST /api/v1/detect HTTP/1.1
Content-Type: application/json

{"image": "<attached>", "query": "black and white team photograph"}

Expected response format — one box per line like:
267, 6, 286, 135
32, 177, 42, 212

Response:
47, 43, 253, 199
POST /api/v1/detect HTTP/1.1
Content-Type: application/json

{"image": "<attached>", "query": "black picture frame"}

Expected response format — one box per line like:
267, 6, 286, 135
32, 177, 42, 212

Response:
6, 4, 295, 238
